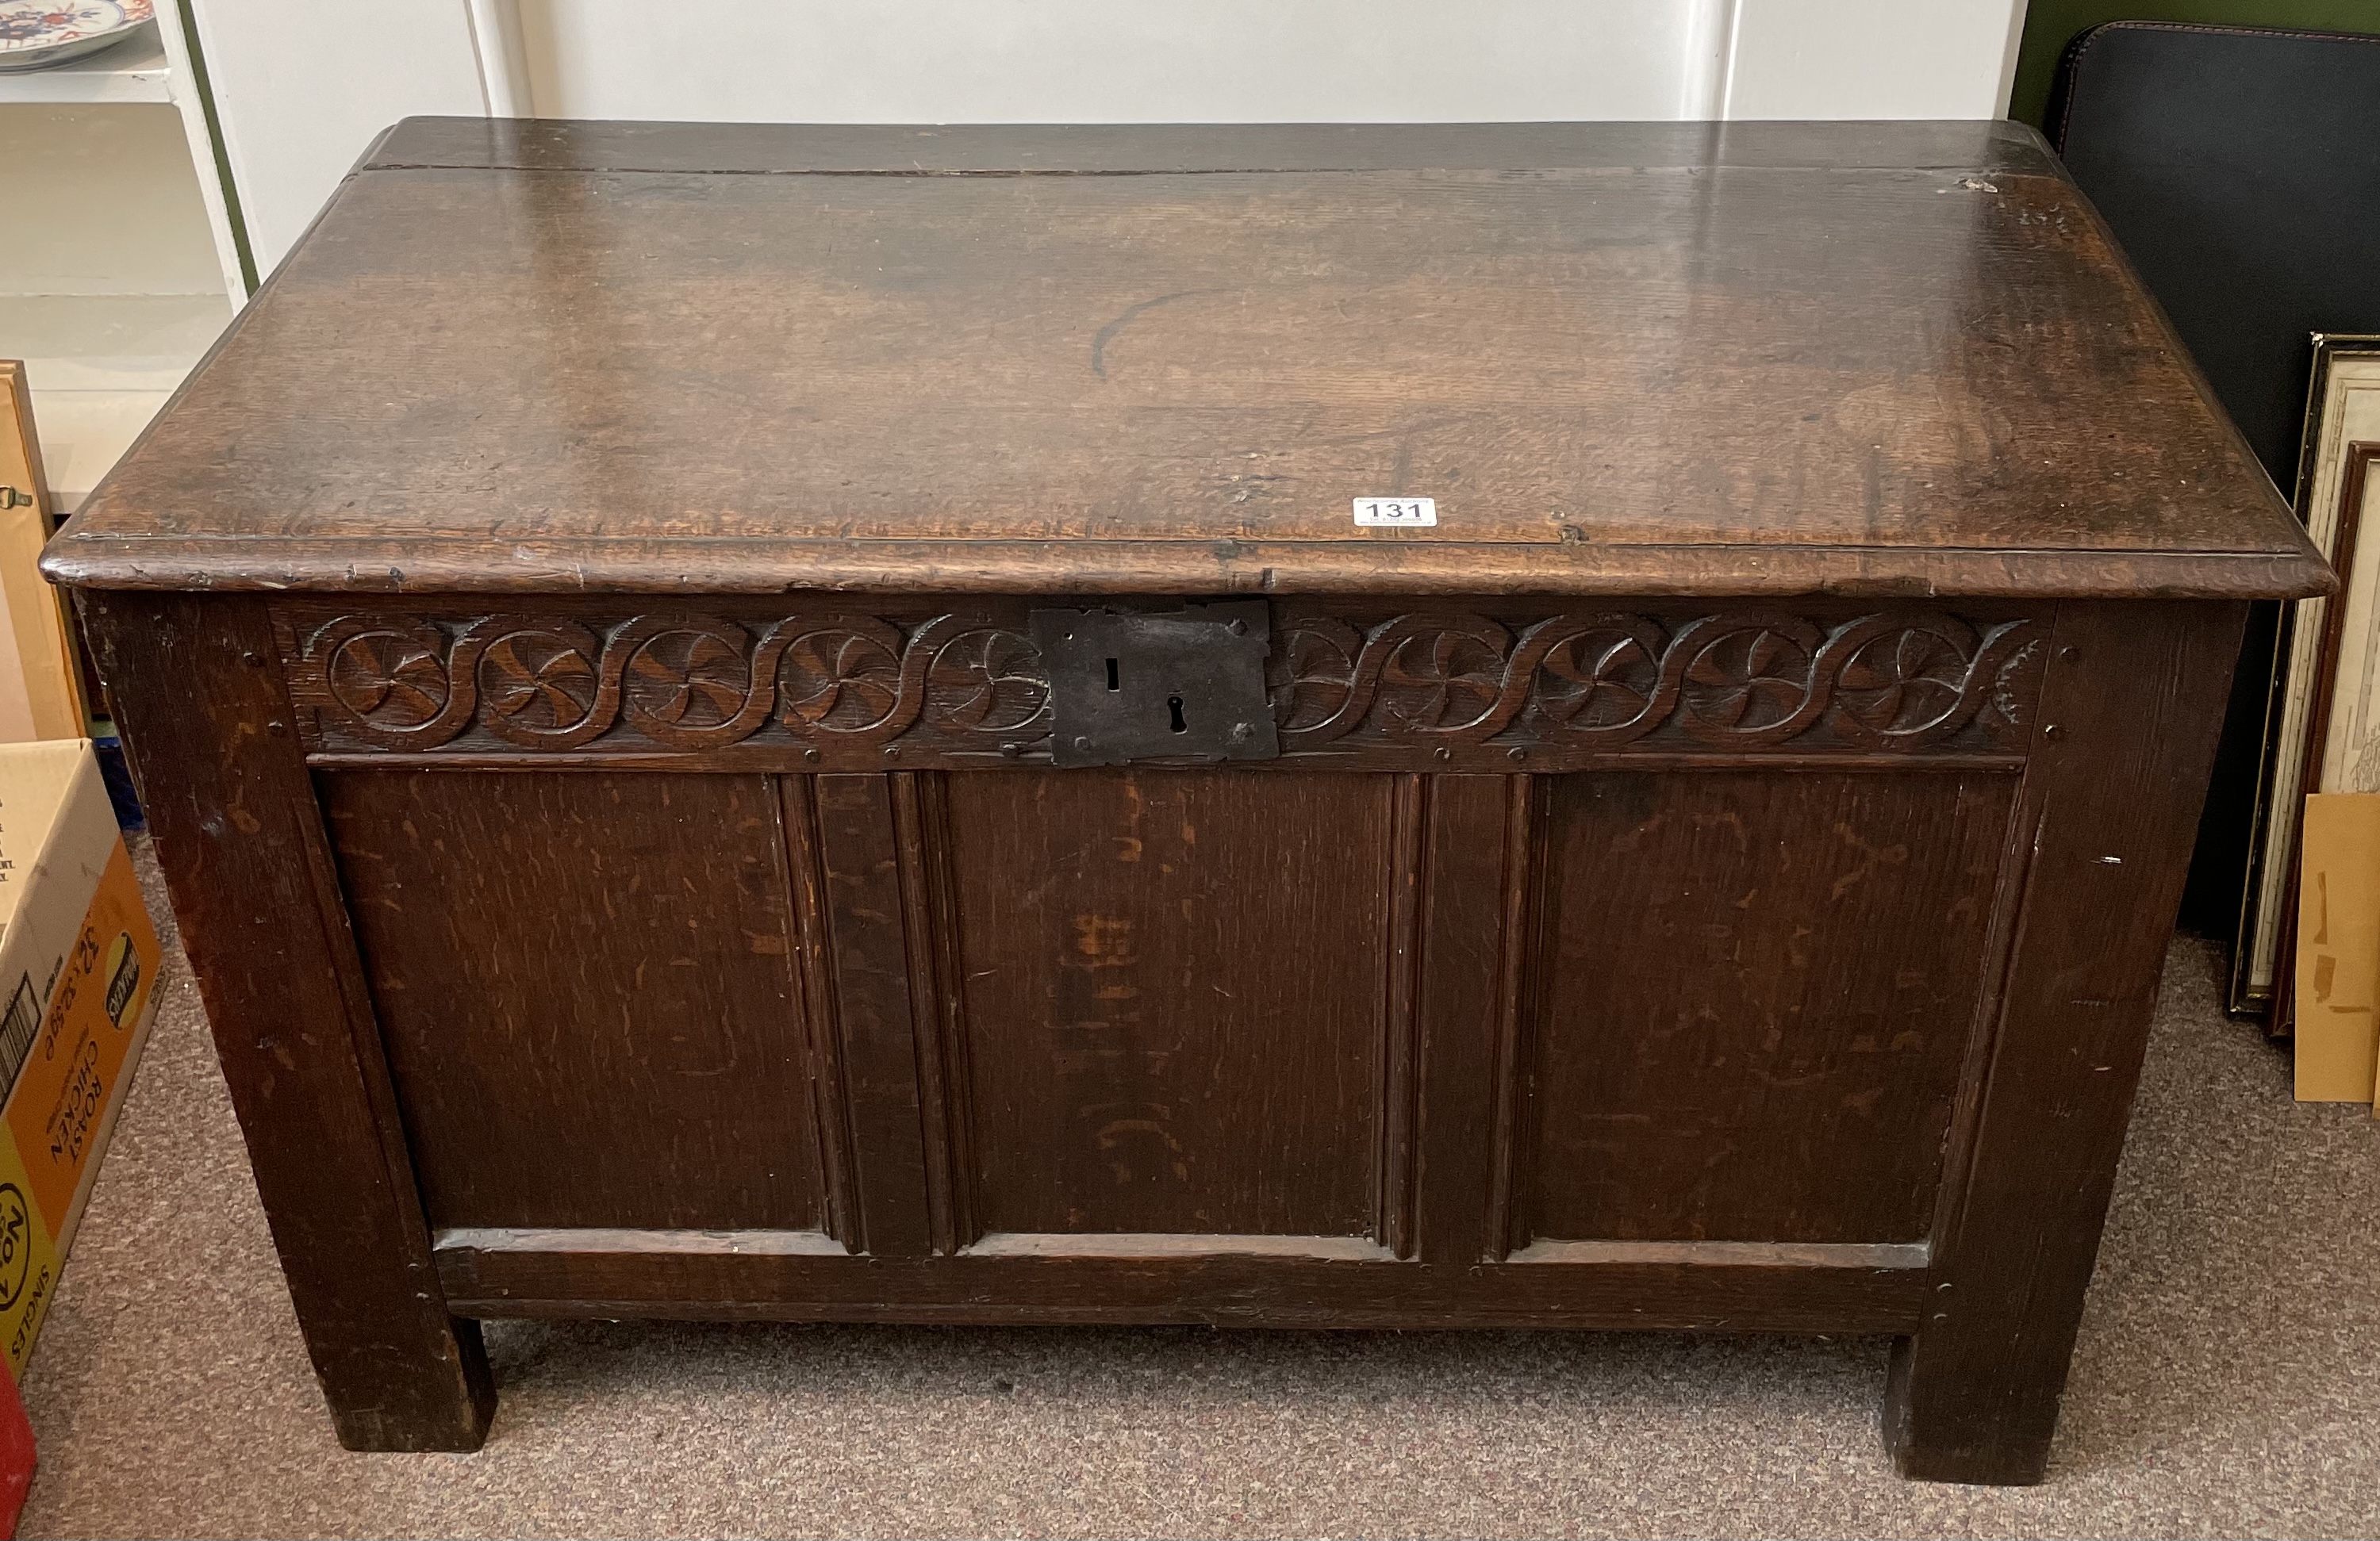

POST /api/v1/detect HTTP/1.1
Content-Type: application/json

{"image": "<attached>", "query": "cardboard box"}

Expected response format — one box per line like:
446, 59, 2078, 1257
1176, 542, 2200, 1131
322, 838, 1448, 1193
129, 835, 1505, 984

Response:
0, 740, 159, 1376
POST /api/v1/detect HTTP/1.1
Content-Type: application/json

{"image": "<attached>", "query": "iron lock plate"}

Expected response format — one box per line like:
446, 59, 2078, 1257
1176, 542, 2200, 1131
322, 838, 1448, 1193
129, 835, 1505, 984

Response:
1029, 601, 1281, 767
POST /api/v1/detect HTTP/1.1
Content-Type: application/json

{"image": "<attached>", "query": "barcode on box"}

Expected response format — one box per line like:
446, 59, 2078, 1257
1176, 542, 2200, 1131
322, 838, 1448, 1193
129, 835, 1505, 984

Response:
1353, 497, 1437, 527
0, 973, 38, 1094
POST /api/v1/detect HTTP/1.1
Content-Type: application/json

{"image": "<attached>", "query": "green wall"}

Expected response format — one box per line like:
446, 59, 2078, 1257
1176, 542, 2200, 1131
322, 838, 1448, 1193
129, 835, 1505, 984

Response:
2011, 1, 2380, 127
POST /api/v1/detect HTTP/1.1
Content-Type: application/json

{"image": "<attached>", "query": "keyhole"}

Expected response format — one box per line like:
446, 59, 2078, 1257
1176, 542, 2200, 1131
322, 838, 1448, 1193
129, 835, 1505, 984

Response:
1105, 657, 1120, 691
1167, 695, 1187, 734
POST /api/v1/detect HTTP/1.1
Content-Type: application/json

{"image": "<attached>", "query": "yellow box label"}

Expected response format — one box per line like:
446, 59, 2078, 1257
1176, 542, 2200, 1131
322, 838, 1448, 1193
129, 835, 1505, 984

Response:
5, 840, 158, 1232
0, 1133, 59, 1381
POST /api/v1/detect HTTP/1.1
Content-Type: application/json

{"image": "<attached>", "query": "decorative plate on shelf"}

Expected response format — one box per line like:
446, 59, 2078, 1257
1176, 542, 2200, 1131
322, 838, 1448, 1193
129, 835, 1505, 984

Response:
0, 1, 154, 73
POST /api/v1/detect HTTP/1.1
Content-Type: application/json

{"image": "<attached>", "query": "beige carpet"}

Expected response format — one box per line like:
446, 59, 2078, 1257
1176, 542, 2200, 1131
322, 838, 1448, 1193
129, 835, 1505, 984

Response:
13, 838, 2380, 1539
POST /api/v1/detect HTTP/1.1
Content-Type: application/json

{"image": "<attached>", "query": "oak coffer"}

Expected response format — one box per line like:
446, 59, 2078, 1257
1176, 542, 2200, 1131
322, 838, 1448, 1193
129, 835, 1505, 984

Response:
43, 117, 2328, 1484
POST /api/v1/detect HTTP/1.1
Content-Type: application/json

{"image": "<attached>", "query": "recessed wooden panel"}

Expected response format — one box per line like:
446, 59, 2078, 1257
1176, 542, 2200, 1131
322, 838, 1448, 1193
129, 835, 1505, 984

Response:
324, 770, 820, 1232
1525, 770, 2016, 1245
944, 770, 1392, 1237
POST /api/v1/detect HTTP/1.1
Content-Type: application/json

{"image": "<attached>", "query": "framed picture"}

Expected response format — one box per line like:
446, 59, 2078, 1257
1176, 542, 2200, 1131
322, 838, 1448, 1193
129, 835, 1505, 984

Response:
2232, 335, 2380, 1022
2273, 439, 2380, 1033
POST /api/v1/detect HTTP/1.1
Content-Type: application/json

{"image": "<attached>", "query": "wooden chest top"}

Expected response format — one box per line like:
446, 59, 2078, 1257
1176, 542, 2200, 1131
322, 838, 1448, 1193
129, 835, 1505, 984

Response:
45, 118, 2324, 601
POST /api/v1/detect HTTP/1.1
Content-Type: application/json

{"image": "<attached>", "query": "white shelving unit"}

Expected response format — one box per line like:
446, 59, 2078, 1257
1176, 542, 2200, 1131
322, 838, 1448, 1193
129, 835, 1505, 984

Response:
0, 15, 244, 513
0, 29, 171, 104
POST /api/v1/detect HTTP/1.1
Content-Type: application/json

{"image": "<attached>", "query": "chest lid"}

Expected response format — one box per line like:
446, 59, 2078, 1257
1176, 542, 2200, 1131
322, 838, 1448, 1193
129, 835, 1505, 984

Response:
44, 118, 2326, 600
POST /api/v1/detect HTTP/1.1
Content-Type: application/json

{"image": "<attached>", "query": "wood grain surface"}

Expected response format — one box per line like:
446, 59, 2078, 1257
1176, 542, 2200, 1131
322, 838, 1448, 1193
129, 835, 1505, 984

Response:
792, 772, 939, 1256
78, 592, 495, 1451
324, 770, 823, 1232
1523, 770, 2016, 1246
361, 117, 2068, 177
44, 122, 2321, 601
432, 1225, 1931, 1335
944, 770, 1392, 1240
1883, 601, 2249, 1483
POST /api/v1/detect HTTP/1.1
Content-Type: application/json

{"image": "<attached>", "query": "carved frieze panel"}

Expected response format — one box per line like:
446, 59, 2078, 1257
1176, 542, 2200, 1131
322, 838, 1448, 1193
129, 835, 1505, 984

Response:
277, 600, 2045, 768
1273, 608, 2044, 754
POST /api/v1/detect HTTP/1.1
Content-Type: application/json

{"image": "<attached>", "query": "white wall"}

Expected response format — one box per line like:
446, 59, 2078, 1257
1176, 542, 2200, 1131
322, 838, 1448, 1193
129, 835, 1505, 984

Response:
1725, 0, 2029, 121
192, 0, 2028, 280
512, 1, 1700, 125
